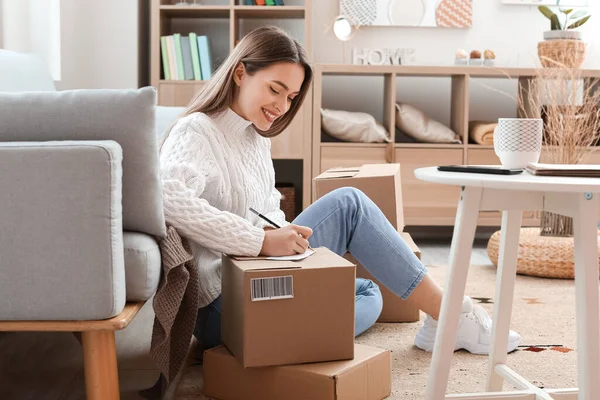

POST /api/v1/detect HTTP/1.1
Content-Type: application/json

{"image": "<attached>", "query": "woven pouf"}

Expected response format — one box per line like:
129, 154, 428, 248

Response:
487, 227, 600, 279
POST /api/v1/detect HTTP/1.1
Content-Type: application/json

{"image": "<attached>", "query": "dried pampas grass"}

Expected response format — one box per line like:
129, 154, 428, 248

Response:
517, 64, 600, 165
518, 63, 600, 236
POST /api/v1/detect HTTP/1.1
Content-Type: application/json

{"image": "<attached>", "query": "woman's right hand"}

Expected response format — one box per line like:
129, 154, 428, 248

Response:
260, 224, 313, 256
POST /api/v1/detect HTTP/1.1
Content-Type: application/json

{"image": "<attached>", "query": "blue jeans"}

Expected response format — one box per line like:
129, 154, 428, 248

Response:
194, 187, 428, 351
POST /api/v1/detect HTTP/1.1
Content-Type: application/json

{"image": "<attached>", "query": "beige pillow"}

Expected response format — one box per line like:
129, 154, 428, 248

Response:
395, 103, 461, 144
321, 108, 390, 143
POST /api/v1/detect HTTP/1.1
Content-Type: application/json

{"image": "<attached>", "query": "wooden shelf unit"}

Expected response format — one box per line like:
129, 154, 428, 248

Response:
150, 0, 313, 209
312, 64, 600, 227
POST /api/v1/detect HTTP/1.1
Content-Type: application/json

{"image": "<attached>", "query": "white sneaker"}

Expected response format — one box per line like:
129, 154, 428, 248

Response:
414, 296, 521, 355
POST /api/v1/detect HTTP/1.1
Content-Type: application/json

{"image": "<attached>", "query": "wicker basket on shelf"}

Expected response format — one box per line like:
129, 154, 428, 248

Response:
276, 183, 296, 223
487, 227, 600, 279
538, 39, 586, 68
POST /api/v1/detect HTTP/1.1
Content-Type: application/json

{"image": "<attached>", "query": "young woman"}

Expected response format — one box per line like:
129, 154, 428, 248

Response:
160, 26, 520, 358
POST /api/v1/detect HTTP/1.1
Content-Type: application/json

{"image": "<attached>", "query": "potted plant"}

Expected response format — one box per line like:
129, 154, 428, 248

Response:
537, 0, 591, 68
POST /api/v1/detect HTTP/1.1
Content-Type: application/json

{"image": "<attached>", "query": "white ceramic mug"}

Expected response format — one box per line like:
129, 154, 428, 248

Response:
493, 118, 543, 169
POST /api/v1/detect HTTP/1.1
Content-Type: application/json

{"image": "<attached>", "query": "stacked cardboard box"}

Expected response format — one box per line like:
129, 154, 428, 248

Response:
204, 247, 392, 399
221, 247, 356, 368
204, 344, 391, 400
314, 164, 422, 323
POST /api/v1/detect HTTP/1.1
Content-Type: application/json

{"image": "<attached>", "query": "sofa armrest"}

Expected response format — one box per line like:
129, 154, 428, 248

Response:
0, 140, 125, 320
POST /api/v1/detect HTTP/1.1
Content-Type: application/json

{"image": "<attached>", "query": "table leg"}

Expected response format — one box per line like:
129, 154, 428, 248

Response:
425, 187, 483, 400
486, 210, 522, 392
573, 193, 600, 400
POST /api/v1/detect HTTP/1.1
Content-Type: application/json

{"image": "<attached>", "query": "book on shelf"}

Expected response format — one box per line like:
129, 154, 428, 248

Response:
188, 32, 202, 80
197, 35, 213, 80
526, 162, 600, 177
160, 36, 171, 80
265, 0, 276, 5
167, 36, 178, 80
180, 36, 195, 80
160, 33, 213, 81
173, 33, 185, 80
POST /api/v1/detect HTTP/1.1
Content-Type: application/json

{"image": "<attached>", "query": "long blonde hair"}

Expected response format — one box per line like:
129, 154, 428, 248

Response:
161, 26, 312, 149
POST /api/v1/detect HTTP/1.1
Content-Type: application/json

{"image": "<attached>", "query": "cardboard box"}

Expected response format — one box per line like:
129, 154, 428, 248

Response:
313, 164, 404, 231
203, 344, 392, 400
345, 232, 422, 323
221, 247, 356, 368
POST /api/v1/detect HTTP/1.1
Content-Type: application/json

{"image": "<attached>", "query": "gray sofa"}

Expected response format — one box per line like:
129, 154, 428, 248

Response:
0, 50, 185, 399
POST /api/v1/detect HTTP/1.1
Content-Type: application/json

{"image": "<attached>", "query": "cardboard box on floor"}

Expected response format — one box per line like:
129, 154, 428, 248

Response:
313, 164, 404, 231
203, 344, 392, 400
314, 164, 421, 323
345, 232, 422, 323
221, 247, 356, 368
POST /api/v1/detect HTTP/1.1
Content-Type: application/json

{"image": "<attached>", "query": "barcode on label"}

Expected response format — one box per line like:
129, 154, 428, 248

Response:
251, 276, 293, 301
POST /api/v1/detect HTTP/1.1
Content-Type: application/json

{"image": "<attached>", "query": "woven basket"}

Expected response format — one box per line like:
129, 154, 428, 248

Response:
538, 39, 586, 68
487, 227, 600, 279
276, 183, 296, 223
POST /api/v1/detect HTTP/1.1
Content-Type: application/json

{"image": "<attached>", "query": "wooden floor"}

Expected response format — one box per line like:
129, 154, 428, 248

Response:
0, 237, 492, 400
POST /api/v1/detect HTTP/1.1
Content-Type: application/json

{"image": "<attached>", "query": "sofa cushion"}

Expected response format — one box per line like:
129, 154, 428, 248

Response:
124, 231, 161, 301
0, 87, 166, 238
0, 140, 125, 320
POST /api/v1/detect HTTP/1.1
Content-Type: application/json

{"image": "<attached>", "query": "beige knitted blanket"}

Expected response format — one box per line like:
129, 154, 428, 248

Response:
150, 225, 199, 383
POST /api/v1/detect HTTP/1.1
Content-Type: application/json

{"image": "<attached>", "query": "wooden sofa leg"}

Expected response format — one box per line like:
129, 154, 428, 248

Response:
82, 330, 120, 400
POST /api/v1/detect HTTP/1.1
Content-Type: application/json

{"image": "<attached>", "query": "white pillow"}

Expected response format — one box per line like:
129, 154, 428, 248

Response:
156, 106, 186, 141
321, 108, 390, 143
395, 103, 461, 144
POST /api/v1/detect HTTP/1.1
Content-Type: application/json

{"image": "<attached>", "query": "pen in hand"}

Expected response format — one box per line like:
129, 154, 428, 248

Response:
249, 207, 313, 251
249, 207, 281, 229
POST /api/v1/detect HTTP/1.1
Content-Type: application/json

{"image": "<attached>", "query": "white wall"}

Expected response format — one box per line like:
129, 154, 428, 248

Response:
314, 0, 600, 123
56, 0, 139, 90
1, 0, 61, 80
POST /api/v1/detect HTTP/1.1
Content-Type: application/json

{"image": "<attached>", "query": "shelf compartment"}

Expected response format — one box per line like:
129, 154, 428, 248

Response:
160, 5, 231, 18
320, 74, 393, 144
233, 17, 305, 48
468, 77, 518, 129
395, 75, 468, 145
234, 6, 304, 18
164, 17, 230, 81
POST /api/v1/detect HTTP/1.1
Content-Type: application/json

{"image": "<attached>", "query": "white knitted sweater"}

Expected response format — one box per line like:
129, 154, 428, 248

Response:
160, 108, 289, 307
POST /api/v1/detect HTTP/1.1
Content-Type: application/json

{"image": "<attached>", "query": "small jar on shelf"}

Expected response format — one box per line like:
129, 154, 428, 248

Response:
454, 49, 468, 66
469, 50, 482, 66
483, 49, 496, 67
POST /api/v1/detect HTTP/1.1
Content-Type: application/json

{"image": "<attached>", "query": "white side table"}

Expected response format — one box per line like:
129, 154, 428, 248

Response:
415, 167, 600, 400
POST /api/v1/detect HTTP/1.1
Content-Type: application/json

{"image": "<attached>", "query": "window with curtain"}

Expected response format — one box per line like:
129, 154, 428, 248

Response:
1, 0, 61, 80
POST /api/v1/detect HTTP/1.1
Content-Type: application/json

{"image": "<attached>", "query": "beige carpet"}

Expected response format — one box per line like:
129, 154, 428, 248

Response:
176, 263, 579, 399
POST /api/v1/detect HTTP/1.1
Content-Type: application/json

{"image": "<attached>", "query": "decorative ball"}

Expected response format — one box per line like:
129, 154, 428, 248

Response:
456, 49, 468, 59
484, 49, 496, 60
470, 50, 481, 59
